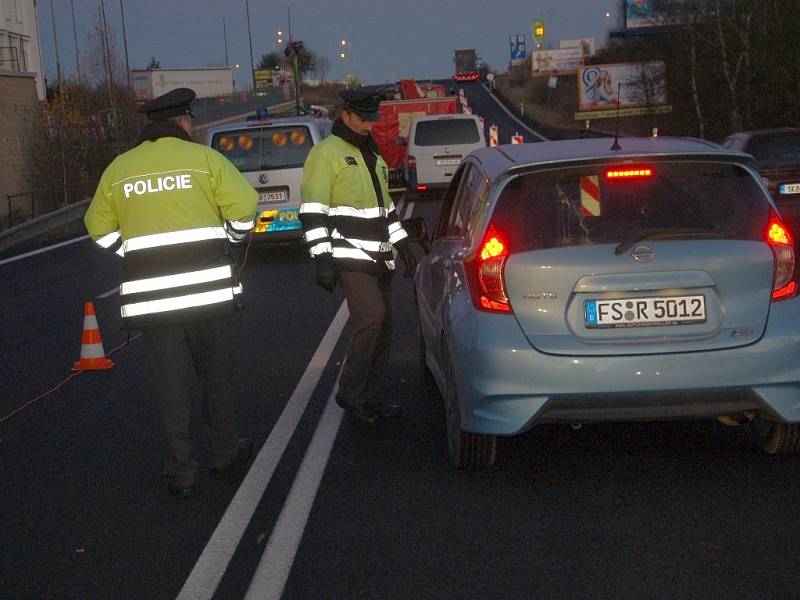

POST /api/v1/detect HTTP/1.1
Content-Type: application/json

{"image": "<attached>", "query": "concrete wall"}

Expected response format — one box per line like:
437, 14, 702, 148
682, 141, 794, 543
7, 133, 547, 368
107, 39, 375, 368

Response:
0, 71, 38, 228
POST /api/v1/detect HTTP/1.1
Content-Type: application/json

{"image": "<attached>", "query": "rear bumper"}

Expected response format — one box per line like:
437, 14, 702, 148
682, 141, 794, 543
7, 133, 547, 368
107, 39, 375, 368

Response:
446, 296, 800, 435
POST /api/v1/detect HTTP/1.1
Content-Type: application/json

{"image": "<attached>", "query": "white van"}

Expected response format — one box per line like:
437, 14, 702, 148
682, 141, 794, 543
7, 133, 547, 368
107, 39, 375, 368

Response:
404, 114, 486, 198
205, 115, 332, 241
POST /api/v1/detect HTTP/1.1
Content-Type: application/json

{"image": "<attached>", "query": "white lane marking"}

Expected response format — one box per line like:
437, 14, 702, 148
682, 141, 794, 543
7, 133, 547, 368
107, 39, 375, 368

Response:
176, 301, 350, 600
0, 235, 90, 267
244, 381, 344, 600
479, 83, 548, 142
97, 286, 119, 298
243, 197, 417, 599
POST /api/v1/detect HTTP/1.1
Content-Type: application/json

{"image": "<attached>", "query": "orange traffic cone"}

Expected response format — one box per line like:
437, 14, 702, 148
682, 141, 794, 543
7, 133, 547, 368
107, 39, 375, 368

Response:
72, 301, 114, 371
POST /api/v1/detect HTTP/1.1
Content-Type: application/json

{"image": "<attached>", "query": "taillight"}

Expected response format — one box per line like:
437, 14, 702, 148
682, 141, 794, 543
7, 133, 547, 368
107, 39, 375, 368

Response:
407, 155, 417, 168
417, 184, 428, 192
604, 166, 654, 180
766, 211, 797, 301
464, 223, 512, 313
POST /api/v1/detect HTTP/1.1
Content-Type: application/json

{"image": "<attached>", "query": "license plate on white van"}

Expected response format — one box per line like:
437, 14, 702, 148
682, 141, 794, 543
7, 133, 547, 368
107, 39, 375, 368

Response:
584, 295, 707, 328
435, 158, 461, 166
259, 190, 288, 203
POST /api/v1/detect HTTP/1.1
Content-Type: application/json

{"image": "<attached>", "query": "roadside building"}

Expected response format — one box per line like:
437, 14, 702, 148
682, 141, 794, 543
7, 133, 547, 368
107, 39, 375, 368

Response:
0, 0, 46, 229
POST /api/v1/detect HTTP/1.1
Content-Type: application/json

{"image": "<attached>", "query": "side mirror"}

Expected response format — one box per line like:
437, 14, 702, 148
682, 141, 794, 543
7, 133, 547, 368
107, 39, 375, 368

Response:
402, 217, 431, 255
395, 138, 406, 146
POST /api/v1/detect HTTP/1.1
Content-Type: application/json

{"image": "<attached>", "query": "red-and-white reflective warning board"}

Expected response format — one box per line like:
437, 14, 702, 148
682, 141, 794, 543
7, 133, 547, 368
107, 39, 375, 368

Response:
489, 125, 499, 147
511, 133, 523, 144
580, 175, 601, 216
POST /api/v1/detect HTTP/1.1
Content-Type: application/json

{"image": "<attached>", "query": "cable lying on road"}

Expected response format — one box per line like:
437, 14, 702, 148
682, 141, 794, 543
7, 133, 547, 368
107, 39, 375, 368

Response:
0, 333, 141, 426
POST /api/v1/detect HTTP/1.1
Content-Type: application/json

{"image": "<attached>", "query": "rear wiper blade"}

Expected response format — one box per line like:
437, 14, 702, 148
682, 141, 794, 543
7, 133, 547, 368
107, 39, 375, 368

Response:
614, 228, 723, 255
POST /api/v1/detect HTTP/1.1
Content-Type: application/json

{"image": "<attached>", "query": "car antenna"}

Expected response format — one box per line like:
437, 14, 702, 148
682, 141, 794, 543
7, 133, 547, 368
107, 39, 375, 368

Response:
610, 83, 622, 151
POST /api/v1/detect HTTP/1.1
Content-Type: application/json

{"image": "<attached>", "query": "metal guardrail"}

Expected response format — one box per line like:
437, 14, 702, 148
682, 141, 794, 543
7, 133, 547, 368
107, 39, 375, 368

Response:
0, 198, 90, 254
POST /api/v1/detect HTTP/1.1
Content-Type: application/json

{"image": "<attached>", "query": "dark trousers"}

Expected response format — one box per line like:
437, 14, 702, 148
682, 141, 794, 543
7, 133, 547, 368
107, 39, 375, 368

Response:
338, 271, 393, 407
142, 315, 238, 487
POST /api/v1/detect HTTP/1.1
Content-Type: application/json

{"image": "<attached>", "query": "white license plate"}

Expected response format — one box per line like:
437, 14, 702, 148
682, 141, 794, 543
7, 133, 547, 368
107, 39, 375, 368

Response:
779, 183, 800, 195
259, 190, 288, 203
435, 158, 460, 166
584, 295, 707, 328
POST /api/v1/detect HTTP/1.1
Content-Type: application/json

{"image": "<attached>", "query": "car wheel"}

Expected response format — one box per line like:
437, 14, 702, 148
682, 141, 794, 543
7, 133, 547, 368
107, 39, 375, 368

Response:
445, 366, 496, 469
750, 418, 800, 454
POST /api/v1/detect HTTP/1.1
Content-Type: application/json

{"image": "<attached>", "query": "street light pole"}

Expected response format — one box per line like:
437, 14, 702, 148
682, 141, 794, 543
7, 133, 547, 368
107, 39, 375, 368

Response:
119, 0, 131, 90
49, 0, 62, 89
281, 5, 292, 40
69, 0, 81, 81
222, 17, 229, 68
244, 0, 255, 89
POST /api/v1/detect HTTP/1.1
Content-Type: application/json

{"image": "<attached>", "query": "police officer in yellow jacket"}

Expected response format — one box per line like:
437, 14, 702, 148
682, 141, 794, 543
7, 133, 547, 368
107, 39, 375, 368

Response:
84, 88, 257, 498
300, 86, 416, 427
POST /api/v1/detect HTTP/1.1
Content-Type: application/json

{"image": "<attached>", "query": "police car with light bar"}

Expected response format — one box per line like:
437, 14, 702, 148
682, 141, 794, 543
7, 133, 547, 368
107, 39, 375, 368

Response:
205, 112, 332, 241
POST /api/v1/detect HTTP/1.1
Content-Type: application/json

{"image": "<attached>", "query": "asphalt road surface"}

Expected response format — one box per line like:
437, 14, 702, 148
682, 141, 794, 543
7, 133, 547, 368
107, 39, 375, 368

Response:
3, 91, 800, 599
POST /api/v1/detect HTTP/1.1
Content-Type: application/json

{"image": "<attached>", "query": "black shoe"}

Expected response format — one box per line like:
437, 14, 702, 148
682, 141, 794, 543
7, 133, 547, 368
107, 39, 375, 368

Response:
349, 405, 377, 427
167, 484, 196, 499
366, 402, 402, 418
336, 394, 358, 410
211, 438, 253, 477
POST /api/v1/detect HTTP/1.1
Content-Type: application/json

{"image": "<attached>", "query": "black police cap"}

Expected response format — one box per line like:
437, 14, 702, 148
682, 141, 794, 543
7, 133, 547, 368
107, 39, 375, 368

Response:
339, 86, 385, 121
138, 87, 196, 122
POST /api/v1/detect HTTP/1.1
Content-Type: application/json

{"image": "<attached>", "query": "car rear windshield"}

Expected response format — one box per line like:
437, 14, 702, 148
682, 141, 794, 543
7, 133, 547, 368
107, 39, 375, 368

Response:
413, 119, 480, 146
491, 161, 770, 252
747, 132, 800, 169
211, 125, 313, 171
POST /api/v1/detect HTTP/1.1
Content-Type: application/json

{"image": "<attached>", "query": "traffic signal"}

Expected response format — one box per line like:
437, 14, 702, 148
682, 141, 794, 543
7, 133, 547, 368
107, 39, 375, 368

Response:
532, 19, 545, 47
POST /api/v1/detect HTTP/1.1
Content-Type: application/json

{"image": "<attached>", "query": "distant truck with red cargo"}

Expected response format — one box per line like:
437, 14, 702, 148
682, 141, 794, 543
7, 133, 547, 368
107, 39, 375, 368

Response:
371, 84, 457, 191
454, 49, 479, 81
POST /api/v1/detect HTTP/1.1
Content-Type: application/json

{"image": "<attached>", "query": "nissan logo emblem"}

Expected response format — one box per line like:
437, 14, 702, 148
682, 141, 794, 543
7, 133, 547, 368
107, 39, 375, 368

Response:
259, 173, 269, 185
632, 245, 654, 262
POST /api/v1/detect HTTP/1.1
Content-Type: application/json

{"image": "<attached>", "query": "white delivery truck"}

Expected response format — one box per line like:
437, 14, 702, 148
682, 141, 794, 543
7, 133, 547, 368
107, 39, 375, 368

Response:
131, 68, 234, 101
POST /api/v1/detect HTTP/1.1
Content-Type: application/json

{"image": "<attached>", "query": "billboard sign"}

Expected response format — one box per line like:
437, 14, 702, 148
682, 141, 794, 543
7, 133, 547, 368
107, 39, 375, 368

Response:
625, 0, 707, 30
559, 38, 597, 56
253, 68, 275, 90
509, 34, 526, 61
577, 61, 667, 111
531, 47, 584, 75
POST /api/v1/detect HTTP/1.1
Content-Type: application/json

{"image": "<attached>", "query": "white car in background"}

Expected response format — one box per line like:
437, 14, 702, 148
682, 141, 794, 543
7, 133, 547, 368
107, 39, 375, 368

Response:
404, 114, 486, 199
205, 114, 332, 241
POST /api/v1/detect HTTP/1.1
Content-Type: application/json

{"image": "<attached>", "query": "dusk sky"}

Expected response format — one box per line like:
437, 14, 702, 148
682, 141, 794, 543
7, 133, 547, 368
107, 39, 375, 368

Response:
37, 0, 621, 87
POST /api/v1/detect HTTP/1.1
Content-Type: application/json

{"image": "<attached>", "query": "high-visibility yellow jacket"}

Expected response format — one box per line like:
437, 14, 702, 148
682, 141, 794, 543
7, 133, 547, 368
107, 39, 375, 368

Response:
299, 123, 407, 274
85, 134, 257, 328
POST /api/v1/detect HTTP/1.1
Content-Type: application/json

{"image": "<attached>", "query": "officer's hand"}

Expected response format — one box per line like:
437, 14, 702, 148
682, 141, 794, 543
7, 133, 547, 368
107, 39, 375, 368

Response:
315, 255, 337, 293
397, 243, 417, 278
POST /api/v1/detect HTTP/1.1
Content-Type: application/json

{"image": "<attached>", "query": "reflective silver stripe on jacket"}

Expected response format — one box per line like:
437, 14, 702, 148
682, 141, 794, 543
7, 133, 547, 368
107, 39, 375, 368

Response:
123, 226, 227, 253
332, 246, 376, 262
331, 230, 392, 253
305, 227, 328, 242
310, 242, 333, 256
389, 228, 407, 245
120, 287, 235, 318
328, 205, 387, 219
96, 230, 121, 248
120, 265, 233, 296
299, 202, 330, 215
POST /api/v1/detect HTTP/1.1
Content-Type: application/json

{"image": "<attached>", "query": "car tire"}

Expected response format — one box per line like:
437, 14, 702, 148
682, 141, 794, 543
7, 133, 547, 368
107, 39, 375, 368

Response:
445, 366, 496, 469
750, 418, 800, 454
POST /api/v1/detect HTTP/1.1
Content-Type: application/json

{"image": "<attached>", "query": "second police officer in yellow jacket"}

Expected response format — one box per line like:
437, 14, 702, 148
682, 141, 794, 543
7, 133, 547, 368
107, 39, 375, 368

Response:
84, 88, 257, 498
300, 87, 417, 427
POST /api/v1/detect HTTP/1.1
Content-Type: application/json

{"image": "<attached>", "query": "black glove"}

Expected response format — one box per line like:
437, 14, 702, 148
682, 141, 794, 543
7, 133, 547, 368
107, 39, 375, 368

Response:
315, 254, 337, 293
396, 242, 417, 278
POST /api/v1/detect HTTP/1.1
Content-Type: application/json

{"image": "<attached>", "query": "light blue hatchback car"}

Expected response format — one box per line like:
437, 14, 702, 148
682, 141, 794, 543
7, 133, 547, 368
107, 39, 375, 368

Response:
412, 137, 800, 469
